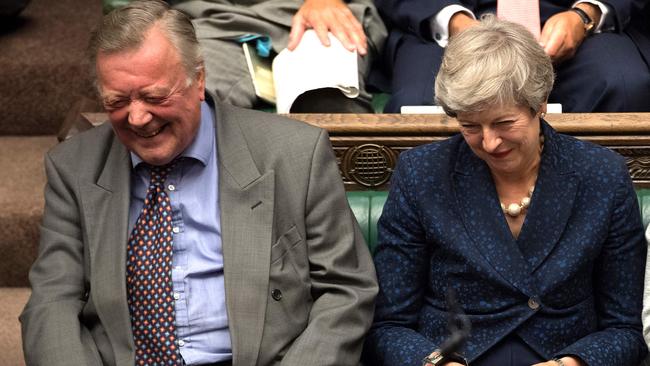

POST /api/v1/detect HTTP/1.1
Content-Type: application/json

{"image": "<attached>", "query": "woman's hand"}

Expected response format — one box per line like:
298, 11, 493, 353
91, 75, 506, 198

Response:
532, 356, 584, 366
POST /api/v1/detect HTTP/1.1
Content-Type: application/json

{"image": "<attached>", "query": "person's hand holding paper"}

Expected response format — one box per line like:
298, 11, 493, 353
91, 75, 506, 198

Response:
287, 0, 367, 55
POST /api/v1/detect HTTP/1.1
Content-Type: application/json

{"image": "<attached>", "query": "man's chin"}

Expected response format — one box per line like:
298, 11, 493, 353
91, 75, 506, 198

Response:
134, 148, 178, 167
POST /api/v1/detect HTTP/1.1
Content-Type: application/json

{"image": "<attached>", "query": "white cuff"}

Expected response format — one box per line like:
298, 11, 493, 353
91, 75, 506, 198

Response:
573, 0, 610, 32
431, 5, 476, 48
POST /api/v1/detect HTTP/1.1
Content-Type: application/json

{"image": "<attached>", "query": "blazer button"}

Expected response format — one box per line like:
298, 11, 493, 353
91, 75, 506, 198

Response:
528, 298, 540, 310
271, 289, 283, 301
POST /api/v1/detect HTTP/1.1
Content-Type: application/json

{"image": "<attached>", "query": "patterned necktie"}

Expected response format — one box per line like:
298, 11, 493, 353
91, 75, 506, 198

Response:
127, 163, 181, 365
497, 0, 541, 39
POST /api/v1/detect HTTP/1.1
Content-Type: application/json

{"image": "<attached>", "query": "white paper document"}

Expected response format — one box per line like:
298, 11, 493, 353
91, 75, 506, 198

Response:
272, 30, 359, 113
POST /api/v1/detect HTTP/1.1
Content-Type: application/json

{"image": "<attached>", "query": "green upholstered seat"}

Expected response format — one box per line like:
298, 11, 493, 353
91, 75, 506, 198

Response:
349, 189, 650, 252
637, 189, 650, 229
102, 0, 130, 12
346, 191, 388, 253
346, 191, 386, 253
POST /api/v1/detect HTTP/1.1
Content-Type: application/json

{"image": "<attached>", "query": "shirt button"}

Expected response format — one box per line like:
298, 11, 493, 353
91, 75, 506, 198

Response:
173, 292, 180, 300
528, 298, 540, 310
271, 289, 283, 301
435, 33, 441, 40
178, 339, 185, 347
172, 227, 180, 234
168, 184, 176, 191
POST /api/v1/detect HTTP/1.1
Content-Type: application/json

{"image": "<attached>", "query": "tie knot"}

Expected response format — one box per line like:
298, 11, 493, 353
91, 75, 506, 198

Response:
149, 161, 177, 186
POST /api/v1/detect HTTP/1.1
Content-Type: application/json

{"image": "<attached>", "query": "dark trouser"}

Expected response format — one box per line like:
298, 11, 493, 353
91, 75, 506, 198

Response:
290, 88, 374, 113
472, 334, 545, 366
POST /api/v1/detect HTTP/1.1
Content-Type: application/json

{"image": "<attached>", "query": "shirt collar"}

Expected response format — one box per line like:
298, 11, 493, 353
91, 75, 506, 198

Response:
130, 101, 216, 168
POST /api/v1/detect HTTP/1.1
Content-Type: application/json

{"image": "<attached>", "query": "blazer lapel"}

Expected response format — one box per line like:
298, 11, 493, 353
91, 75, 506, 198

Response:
79, 134, 135, 366
215, 102, 274, 366
517, 123, 578, 271
452, 143, 537, 297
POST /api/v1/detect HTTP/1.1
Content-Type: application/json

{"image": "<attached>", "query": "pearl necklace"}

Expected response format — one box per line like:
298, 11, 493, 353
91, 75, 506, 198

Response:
501, 186, 535, 217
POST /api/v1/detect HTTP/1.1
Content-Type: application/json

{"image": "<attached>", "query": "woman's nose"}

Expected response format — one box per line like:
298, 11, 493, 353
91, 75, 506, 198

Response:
481, 128, 502, 152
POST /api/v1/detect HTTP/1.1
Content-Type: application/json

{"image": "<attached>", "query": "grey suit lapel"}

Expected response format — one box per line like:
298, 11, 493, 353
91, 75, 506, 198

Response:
215, 102, 274, 366
79, 134, 135, 366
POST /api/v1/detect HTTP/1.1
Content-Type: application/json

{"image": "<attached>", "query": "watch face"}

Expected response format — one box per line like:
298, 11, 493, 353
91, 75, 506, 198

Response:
424, 352, 444, 366
430, 354, 444, 365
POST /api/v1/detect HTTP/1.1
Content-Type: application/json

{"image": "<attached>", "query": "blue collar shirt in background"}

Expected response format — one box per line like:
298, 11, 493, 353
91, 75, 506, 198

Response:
129, 101, 231, 364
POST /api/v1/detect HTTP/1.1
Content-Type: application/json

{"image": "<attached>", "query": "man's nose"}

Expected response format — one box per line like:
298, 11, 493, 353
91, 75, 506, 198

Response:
127, 100, 152, 127
481, 128, 502, 153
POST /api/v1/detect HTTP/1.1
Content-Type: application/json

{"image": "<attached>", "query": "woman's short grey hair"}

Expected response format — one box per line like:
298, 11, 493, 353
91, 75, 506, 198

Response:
88, 0, 203, 87
434, 15, 554, 117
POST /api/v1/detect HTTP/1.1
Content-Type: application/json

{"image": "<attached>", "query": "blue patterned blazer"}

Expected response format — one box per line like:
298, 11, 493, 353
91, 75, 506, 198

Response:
365, 121, 647, 365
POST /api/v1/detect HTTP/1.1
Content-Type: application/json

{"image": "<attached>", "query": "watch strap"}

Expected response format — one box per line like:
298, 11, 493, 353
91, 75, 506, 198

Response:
569, 7, 595, 34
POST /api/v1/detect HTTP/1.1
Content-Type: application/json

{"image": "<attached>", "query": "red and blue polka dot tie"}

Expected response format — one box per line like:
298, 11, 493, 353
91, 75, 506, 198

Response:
126, 163, 182, 365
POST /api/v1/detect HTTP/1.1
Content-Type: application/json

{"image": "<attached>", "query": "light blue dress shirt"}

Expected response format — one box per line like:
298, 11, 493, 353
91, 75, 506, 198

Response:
129, 102, 232, 364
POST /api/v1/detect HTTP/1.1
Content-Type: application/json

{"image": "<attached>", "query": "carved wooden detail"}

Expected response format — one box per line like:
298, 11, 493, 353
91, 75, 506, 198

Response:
613, 147, 650, 185
340, 144, 397, 188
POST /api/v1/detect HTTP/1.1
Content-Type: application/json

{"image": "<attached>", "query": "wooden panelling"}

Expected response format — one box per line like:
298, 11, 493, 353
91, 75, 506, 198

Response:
72, 112, 650, 189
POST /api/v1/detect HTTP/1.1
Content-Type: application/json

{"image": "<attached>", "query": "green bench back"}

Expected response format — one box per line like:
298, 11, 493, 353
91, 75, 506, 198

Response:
348, 189, 650, 253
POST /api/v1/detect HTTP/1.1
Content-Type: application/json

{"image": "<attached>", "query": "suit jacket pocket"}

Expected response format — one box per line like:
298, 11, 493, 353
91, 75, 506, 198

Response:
270, 225, 303, 263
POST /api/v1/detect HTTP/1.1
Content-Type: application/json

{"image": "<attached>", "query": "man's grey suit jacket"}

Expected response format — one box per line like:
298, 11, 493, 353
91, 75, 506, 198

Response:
20, 101, 378, 366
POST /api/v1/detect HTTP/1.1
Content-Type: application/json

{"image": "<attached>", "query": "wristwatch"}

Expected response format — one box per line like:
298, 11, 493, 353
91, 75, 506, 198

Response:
422, 349, 468, 366
569, 7, 595, 35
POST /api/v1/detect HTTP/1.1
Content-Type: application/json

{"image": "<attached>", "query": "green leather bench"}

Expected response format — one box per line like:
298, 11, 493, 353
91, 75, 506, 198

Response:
347, 189, 650, 252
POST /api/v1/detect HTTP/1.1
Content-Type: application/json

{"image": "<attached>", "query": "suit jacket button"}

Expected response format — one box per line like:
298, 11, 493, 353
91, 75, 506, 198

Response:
528, 298, 540, 310
271, 289, 283, 301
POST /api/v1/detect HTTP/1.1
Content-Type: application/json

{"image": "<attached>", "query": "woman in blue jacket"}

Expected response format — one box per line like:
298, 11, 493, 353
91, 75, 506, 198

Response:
365, 16, 647, 366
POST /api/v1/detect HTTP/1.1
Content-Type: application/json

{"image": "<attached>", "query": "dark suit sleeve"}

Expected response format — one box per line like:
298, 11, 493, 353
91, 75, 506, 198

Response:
602, 0, 645, 31
19, 153, 103, 366
375, 0, 477, 39
280, 130, 379, 366
557, 159, 647, 365
364, 153, 442, 365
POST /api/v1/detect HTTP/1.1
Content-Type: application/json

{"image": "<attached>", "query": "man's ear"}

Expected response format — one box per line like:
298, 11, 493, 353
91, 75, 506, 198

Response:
196, 66, 206, 101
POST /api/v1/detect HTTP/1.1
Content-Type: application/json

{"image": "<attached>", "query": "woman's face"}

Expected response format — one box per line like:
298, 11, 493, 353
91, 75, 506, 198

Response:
456, 104, 544, 178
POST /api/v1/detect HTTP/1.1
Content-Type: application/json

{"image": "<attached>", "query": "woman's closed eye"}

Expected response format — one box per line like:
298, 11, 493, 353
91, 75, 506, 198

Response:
495, 120, 515, 128
460, 124, 481, 133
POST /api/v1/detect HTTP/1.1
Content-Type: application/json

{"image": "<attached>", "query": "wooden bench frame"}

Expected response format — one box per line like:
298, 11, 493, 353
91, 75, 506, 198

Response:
71, 112, 650, 190
290, 113, 650, 190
